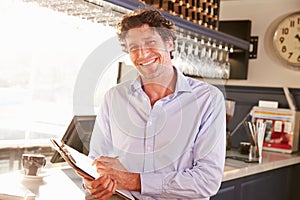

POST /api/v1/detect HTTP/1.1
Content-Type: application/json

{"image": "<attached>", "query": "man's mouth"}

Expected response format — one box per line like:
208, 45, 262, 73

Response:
139, 58, 157, 66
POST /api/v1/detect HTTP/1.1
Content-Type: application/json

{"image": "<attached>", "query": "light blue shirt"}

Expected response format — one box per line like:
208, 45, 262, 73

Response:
89, 70, 226, 199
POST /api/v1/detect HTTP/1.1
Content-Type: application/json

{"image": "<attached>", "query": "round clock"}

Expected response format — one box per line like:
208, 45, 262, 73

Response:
273, 11, 300, 67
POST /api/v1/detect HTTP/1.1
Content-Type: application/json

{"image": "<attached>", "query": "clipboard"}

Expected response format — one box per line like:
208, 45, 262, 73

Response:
50, 138, 135, 200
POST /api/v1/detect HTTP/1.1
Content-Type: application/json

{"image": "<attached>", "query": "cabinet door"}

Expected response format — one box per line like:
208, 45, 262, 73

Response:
240, 169, 289, 200
211, 185, 236, 200
210, 182, 238, 200
212, 166, 291, 200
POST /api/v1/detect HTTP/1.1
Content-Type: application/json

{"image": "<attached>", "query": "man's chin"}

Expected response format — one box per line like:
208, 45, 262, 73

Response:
140, 70, 164, 80
138, 63, 167, 79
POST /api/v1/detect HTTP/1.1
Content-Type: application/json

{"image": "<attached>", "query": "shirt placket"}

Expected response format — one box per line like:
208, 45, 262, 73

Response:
143, 102, 163, 173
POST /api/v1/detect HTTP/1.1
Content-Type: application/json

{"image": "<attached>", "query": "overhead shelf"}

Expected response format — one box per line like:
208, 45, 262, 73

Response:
102, 0, 250, 51
22, 0, 250, 79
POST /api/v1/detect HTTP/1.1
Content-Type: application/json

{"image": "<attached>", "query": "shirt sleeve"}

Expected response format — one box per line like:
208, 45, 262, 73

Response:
88, 90, 115, 160
140, 86, 226, 199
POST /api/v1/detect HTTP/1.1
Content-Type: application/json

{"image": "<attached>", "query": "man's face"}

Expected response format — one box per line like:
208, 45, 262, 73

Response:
125, 24, 174, 80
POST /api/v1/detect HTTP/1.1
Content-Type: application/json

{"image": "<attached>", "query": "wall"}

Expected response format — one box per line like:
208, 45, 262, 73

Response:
220, 0, 300, 88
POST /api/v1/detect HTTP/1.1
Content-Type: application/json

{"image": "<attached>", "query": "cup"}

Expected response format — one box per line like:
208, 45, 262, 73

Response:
247, 121, 266, 163
239, 142, 251, 155
22, 154, 46, 176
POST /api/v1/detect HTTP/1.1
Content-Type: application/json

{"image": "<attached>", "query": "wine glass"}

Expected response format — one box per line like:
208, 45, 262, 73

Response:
222, 46, 231, 79
185, 36, 195, 75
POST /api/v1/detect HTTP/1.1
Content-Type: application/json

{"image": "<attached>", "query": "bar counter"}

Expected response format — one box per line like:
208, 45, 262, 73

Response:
213, 149, 300, 200
224, 149, 300, 181
1, 149, 300, 200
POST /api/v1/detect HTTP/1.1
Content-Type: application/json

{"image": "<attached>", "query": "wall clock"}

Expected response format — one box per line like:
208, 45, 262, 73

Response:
273, 11, 300, 68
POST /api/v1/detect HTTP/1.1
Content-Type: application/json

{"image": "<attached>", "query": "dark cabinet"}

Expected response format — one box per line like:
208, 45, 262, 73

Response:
212, 185, 236, 200
218, 20, 252, 80
212, 164, 300, 200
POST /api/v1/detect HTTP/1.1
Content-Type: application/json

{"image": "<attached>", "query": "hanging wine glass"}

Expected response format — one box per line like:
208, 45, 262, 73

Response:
199, 39, 207, 77
211, 42, 219, 78
217, 44, 224, 78
173, 33, 186, 73
205, 41, 213, 78
178, 37, 187, 73
192, 38, 201, 76
222, 46, 231, 79
185, 36, 195, 75
172, 36, 180, 65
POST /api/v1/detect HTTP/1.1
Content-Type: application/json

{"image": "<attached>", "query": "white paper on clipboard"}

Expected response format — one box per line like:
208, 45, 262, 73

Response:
50, 138, 135, 200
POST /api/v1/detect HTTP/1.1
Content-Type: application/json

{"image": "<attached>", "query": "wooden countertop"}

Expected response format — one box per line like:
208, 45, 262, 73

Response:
223, 149, 300, 182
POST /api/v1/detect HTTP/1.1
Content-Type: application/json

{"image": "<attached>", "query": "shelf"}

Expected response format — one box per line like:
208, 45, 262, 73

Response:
19, 0, 250, 79
102, 0, 250, 51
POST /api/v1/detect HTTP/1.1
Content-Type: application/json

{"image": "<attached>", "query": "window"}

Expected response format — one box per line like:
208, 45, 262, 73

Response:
0, 1, 116, 146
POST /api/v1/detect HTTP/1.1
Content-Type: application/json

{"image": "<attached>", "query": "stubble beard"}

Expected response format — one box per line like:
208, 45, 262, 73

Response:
139, 63, 165, 81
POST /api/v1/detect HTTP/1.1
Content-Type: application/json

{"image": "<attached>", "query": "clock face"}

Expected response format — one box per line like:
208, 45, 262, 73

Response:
273, 12, 300, 67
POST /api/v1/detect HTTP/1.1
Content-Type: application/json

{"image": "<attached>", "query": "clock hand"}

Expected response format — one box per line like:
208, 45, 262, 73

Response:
295, 34, 300, 42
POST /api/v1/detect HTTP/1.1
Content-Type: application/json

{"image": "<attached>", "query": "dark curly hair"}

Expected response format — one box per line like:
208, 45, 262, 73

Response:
116, 8, 177, 57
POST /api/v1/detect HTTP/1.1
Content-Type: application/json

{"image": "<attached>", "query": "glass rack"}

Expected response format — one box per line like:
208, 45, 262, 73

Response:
21, 0, 250, 79
101, 0, 249, 51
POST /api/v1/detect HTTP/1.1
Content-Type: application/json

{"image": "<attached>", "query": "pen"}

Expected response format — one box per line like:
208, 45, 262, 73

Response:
68, 153, 76, 164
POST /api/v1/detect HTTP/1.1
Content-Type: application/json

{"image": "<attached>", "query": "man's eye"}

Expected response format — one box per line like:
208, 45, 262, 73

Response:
129, 46, 139, 52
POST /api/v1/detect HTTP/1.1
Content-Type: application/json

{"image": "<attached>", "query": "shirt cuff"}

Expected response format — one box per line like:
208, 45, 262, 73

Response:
140, 173, 164, 195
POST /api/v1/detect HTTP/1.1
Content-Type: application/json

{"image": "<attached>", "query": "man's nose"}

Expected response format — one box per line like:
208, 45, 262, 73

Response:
137, 44, 150, 57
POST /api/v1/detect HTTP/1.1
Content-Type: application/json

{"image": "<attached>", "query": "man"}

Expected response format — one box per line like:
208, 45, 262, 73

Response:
81, 8, 226, 200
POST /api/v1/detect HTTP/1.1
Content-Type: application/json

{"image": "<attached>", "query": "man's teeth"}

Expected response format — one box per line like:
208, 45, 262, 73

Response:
141, 59, 156, 66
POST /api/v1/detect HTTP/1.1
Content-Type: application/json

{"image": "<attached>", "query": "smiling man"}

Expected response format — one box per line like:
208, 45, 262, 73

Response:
125, 23, 176, 105
81, 9, 226, 200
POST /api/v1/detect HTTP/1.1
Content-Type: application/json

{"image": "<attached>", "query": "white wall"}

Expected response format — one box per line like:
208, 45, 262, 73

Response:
220, 0, 300, 88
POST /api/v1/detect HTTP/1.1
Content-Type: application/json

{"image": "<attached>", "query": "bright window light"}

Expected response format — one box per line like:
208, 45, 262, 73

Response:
0, 0, 116, 146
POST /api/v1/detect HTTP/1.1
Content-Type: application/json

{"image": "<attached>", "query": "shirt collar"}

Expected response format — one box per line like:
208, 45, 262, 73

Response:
175, 68, 192, 94
130, 68, 192, 95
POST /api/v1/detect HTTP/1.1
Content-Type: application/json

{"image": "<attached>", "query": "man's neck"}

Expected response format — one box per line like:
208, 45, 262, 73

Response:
141, 67, 177, 106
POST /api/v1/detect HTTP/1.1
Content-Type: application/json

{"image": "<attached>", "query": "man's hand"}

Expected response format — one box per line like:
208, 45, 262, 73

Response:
83, 175, 117, 200
93, 156, 127, 171
93, 156, 141, 192
74, 158, 119, 200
